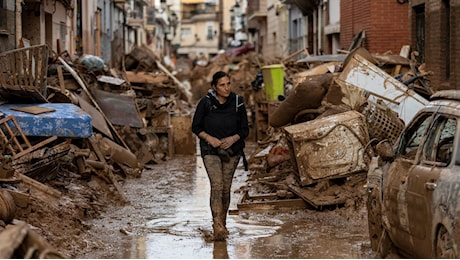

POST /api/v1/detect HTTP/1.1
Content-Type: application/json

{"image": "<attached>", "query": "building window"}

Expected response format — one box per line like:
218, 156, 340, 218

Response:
181, 28, 191, 38
413, 5, 425, 64
0, 0, 5, 29
207, 26, 213, 40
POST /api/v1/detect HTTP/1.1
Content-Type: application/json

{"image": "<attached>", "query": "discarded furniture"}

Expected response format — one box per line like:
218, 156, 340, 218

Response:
284, 110, 370, 186
0, 115, 58, 160
0, 44, 48, 102
0, 103, 93, 138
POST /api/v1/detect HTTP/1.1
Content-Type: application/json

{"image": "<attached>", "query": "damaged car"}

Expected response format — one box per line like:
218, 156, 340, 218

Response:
366, 90, 460, 258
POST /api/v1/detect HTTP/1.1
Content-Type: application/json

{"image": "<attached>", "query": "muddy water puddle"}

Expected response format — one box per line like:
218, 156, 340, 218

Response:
78, 152, 376, 258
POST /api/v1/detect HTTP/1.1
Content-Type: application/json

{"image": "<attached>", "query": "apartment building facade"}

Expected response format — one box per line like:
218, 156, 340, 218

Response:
410, 0, 460, 91
175, 0, 220, 59
0, 0, 176, 68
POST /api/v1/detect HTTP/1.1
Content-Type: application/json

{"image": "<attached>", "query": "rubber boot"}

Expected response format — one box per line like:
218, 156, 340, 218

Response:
221, 214, 229, 236
213, 217, 227, 241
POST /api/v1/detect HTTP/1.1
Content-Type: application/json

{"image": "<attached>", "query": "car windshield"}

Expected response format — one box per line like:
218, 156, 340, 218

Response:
422, 116, 456, 165
398, 113, 433, 160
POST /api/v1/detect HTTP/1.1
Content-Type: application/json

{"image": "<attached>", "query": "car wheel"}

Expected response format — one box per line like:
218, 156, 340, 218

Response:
367, 188, 392, 257
436, 225, 456, 258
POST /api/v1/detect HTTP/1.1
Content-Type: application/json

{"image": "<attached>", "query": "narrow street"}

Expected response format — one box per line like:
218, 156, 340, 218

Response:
75, 142, 376, 259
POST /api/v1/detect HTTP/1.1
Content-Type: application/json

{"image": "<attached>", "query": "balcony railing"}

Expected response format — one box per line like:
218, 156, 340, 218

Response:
247, 0, 267, 21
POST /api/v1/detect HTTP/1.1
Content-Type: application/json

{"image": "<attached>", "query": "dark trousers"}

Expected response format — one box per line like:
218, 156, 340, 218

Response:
203, 154, 241, 223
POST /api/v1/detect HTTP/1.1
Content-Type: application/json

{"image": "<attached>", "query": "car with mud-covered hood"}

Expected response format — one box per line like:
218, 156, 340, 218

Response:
366, 90, 460, 258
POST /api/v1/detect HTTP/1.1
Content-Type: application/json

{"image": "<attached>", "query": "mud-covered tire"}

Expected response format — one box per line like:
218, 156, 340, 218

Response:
436, 225, 456, 258
367, 188, 392, 257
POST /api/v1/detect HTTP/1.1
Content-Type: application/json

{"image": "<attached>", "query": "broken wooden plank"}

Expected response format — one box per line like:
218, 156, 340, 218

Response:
392, 45, 411, 76
12, 136, 58, 160
9, 106, 56, 115
237, 190, 307, 211
17, 173, 61, 205
18, 173, 61, 198
5, 220, 66, 258
97, 75, 126, 86
5, 189, 29, 208
124, 71, 167, 84
0, 221, 29, 258
237, 198, 307, 211
87, 136, 129, 203
288, 184, 347, 209
57, 66, 66, 92
282, 47, 310, 64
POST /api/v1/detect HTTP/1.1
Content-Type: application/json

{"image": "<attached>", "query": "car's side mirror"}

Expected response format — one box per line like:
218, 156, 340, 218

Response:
375, 140, 395, 160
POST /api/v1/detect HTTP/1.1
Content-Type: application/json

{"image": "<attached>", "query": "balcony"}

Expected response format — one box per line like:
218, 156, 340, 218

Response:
280, 0, 320, 15
181, 7, 217, 23
127, 10, 144, 27
247, 0, 266, 22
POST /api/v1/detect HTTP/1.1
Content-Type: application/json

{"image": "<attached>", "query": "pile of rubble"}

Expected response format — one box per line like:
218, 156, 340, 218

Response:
229, 47, 431, 212
168, 44, 432, 213
0, 43, 196, 257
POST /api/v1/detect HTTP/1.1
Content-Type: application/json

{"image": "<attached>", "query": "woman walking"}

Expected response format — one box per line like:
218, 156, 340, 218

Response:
192, 71, 249, 240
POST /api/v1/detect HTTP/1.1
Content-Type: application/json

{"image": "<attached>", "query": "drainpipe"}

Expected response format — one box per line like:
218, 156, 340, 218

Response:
15, 0, 22, 48
123, 7, 126, 54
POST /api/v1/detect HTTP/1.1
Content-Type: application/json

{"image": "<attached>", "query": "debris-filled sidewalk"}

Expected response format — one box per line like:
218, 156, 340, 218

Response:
0, 42, 434, 257
0, 43, 196, 257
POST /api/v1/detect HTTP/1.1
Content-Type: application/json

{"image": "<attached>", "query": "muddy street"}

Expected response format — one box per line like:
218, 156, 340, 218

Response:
74, 142, 376, 259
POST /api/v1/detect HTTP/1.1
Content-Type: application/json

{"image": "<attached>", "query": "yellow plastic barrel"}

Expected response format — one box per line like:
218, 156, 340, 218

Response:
261, 64, 284, 101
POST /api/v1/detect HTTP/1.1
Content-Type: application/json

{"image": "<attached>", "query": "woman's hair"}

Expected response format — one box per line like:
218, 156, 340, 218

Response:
211, 71, 230, 87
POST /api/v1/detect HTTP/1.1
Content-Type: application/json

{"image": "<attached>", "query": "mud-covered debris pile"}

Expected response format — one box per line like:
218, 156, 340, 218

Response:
233, 46, 432, 212
0, 43, 196, 257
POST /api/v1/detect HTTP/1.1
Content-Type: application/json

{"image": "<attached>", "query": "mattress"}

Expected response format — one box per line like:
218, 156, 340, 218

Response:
0, 103, 93, 138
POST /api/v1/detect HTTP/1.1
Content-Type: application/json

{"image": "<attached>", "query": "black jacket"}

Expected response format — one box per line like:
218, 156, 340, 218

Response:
192, 90, 249, 156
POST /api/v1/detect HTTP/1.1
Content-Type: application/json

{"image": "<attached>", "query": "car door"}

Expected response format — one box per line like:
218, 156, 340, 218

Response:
404, 115, 456, 257
383, 112, 434, 251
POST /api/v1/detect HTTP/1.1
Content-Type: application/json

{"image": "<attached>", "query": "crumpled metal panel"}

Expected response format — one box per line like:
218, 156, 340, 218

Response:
284, 110, 370, 186
91, 88, 143, 128
338, 53, 428, 125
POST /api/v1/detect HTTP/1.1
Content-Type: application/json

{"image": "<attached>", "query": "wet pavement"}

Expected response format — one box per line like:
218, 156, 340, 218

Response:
76, 144, 377, 259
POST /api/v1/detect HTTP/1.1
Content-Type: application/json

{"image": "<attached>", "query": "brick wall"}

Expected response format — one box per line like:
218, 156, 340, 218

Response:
420, 0, 460, 91
341, 0, 409, 54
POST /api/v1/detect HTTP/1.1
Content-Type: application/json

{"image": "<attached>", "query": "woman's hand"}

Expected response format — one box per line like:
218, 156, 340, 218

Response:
220, 135, 238, 150
207, 135, 222, 148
